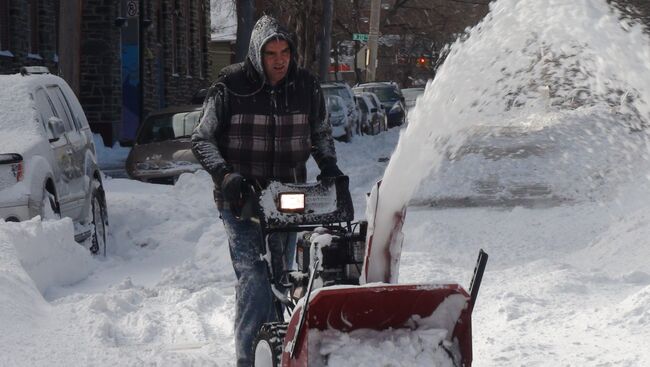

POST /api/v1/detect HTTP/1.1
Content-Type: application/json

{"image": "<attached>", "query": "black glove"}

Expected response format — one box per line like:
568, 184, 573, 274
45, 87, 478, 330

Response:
317, 160, 344, 181
221, 173, 250, 204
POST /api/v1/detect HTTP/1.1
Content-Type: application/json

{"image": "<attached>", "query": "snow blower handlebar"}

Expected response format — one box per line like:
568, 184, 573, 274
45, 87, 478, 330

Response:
469, 249, 489, 312
256, 176, 355, 230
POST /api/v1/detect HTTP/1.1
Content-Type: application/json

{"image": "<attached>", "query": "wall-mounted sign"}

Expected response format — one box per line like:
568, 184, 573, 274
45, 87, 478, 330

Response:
126, 0, 139, 17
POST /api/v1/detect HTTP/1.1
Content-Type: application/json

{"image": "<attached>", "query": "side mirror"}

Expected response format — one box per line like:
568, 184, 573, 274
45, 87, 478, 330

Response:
48, 116, 65, 142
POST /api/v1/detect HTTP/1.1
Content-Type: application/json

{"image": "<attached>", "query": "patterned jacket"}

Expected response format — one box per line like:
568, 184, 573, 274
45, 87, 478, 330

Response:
191, 16, 337, 203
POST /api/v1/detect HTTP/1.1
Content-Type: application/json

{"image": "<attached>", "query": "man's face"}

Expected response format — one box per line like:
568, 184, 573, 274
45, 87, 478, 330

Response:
262, 39, 291, 86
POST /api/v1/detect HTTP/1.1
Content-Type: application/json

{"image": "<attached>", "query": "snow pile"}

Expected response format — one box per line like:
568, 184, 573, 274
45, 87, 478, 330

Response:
0, 222, 49, 326
614, 284, 650, 327
0, 217, 96, 365
308, 327, 455, 367
413, 108, 650, 206
365, 0, 650, 282
1, 217, 96, 293
569, 204, 650, 277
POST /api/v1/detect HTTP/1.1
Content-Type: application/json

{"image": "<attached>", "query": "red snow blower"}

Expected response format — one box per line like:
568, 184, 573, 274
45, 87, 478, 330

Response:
251, 176, 488, 367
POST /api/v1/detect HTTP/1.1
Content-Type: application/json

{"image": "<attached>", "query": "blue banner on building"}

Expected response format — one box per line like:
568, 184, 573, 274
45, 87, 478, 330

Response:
120, 0, 141, 142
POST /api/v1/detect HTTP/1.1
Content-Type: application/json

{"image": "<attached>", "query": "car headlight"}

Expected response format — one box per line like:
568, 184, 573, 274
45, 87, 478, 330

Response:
278, 193, 305, 213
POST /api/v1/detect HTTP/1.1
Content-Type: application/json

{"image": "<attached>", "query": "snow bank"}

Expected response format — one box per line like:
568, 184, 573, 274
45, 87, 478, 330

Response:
0, 224, 49, 326
93, 134, 130, 166
569, 205, 650, 277
0, 217, 95, 294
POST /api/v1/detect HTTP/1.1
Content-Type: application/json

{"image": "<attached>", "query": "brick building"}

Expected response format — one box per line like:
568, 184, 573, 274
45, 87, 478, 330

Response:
0, 0, 211, 146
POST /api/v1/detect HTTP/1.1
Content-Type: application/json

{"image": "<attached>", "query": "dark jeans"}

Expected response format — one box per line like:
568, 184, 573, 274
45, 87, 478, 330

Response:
220, 208, 296, 367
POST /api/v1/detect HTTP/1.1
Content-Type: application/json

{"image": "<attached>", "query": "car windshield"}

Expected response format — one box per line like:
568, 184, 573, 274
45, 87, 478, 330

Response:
358, 87, 400, 102
137, 110, 201, 144
322, 86, 351, 102
327, 96, 346, 114
402, 88, 424, 100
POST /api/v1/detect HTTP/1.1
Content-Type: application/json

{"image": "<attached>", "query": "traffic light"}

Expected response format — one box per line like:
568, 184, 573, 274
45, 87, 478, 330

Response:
416, 56, 429, 68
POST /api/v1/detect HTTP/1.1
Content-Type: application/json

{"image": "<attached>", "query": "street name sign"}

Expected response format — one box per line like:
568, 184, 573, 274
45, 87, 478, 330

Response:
353, 33, 369, 42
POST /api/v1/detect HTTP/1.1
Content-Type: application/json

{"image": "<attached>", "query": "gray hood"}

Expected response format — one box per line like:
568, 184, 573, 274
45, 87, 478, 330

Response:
247, 15, 296, 84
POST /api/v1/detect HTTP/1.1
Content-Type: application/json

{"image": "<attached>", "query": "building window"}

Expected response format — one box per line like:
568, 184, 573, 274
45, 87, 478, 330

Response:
0, 0, 9, 51
29, 0, 40, 56
198, 0, 206, 79
184, 0, 192, 77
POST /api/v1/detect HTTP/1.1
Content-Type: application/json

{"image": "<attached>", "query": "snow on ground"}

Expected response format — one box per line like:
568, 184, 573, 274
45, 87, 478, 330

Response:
2, 0, 650, 366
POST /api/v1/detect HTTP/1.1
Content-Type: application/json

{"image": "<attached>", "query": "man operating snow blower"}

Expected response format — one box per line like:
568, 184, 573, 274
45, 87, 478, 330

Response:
191, 15, 346, 367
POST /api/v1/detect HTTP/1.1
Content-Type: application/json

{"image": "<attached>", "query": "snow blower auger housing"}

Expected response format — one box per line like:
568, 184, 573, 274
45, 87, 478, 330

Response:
251, 176, 488, 367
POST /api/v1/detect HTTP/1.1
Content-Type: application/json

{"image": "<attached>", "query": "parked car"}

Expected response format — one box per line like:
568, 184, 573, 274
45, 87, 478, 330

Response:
0, 66, 108, 254
401, 87, 425, 111
354, 92, 387, 135
325, 95, 351, 141
353, 82, 406, 128
321, 82, 360, 140
126, 105, 203, 184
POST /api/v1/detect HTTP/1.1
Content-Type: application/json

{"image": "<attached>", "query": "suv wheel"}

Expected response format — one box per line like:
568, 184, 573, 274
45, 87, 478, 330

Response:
89, 180, 107, 256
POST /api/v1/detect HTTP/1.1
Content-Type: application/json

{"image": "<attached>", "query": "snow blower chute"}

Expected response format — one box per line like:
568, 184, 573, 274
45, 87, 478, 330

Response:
251, 177, 488, 367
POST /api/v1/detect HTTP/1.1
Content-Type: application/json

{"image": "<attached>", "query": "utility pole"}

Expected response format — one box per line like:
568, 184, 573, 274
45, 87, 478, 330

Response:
367, 0, 381, 82
319, 0, 333, 81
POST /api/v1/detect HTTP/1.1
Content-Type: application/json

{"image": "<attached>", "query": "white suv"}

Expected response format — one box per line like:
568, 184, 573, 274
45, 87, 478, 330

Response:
0, 67, 108, 255
321, 82, 361, 141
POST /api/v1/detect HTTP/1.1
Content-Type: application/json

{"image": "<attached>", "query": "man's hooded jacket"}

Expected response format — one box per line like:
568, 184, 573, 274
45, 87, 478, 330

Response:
191, 15, 337, 203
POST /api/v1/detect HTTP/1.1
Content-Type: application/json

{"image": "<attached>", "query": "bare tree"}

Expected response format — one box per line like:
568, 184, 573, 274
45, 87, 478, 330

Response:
319, 0, 333, 81
331, 0, 488, 85
235, 0, 255, 62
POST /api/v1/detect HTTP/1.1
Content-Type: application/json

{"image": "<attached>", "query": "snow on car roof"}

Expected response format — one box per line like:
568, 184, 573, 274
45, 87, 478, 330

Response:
0, 73, 49, 154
